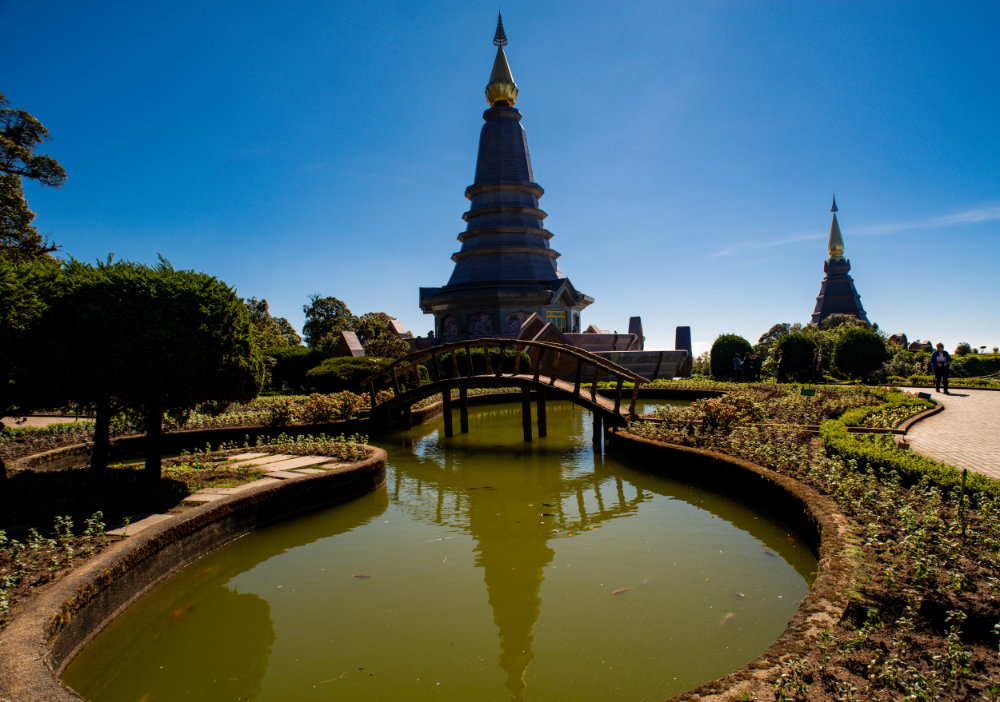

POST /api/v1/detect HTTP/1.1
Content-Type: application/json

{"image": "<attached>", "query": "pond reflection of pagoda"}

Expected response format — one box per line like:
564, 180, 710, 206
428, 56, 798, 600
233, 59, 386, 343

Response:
419, 14, 593, 341
392, 406, 651, 701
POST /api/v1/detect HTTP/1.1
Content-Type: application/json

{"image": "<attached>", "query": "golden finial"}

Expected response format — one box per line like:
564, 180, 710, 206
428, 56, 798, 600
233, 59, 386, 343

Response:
485, 12, 519, 107
828, 195, 845, 260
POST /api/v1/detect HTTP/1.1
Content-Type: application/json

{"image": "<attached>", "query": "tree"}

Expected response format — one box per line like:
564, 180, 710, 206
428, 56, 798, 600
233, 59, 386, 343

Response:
355, 312, 393, 346
0, 92, 66, 261
818, 313, 871, 331
355, 311, 410, 358
365, 331, 410, 359
833, 328, 888, 383
709, 333, 752, 380
0, 256, 61, 480
37, 260, 264, 477
302, 295, 356, 348
954, 342, 972, 356
775, 333, 818, 382
244, 296, 302, 349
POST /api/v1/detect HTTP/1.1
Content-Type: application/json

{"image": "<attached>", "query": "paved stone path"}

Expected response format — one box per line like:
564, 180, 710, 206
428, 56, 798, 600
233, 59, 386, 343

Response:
105, 452, 338, 536
0, 414, 88, 428
901, 387, 1000, 480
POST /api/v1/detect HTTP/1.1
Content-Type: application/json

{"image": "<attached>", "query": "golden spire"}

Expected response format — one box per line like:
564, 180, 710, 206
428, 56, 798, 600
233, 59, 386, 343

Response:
485, 12, 519, 107
827, 194, 845, 260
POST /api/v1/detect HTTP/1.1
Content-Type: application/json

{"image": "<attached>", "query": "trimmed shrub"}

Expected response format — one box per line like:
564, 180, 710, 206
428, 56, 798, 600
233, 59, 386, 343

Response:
954, 341, 972, 356
304, 357, 391, 393
774, 333, 817, 382
833, 328, 887, 382
265, 347, 332, 392
709, 334, 752, 381
820, 419, 1000, 499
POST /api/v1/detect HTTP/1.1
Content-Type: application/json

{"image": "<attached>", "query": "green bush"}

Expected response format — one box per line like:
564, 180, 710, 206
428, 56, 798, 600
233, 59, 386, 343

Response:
833, 328, 887, 382
709, 334, 752, 381
304, 357, 392, 393
435, 347, 530, 378
264, 347, 332, 392
775, 333, 817, 382
837, 394, 933, 428
819, 419, 1000, 499
949, 354, 1000, 378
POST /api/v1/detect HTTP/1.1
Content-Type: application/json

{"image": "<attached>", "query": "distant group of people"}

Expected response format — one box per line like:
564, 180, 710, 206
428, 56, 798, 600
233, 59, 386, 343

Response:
732, 351, 762, 382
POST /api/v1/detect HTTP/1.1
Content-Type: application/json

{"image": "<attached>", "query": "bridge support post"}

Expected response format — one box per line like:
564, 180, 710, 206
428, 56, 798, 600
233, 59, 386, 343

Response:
442, 388, 453, 438
521, 387, 532, 442
536, 391, 547, 438
592, 412, 603, 450
459, 382, 469, 433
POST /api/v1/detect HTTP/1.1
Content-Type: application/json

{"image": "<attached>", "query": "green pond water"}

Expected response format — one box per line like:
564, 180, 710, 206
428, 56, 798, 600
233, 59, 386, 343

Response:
63, 401, 816, 702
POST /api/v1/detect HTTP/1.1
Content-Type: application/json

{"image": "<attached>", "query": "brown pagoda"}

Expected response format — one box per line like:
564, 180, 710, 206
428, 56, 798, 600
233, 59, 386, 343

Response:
810, 196, 869, 325
419, 14, 593, 341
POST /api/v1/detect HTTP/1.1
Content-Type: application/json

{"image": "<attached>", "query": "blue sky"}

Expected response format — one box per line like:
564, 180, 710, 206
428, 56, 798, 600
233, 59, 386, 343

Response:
4, 0, 998, 355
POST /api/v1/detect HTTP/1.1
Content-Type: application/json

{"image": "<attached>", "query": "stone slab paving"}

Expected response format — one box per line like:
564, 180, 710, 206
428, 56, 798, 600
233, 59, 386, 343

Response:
256, 456, 329, 471
106, 513, 173, 537
182, 493, 226, 503
901, 387, 1000, 479
108, 454, 342, 536
225, 452, 271, 461
227, 454, 296, 467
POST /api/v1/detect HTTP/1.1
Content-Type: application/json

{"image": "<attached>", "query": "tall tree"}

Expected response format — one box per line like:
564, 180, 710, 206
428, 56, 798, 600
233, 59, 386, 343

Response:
0, 256, 61, 480
302, 295, 356, 348
37, 260, 264, 477
244, 296, 302, 349
0, 92, 66, 261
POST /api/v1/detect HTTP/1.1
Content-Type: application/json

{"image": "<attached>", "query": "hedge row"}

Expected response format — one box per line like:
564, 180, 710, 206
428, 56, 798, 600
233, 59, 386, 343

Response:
819, 419, 1000, 500
837, 394, 934, 427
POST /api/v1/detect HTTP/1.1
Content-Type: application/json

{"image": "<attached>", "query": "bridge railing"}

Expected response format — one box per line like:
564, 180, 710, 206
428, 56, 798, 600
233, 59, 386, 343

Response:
360, 337, 651, 417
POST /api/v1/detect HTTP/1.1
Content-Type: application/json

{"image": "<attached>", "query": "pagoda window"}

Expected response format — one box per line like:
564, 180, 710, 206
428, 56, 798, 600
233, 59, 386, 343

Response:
545, 309, 567, 332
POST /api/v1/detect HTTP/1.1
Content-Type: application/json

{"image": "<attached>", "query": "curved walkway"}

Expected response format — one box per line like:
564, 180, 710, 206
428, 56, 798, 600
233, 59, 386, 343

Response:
901, 387, 1000, 479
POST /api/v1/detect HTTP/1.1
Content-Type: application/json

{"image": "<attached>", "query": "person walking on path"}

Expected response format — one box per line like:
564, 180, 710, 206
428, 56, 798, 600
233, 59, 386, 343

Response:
776, 350, 786, 383
930, 343, 952, 393
812, 349, 824, 383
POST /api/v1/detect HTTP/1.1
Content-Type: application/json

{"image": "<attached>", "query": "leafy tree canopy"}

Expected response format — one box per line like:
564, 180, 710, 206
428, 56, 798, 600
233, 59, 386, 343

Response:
775, 333, 818, 381
34, 259, 264, 476
302, 295, 356, 348
244, 296, 302, 348
833, 327, 888, 382
355, 312, 393, 346
818, 313, 871, 331
0, 92, 66, 261
710, 333, 752, 380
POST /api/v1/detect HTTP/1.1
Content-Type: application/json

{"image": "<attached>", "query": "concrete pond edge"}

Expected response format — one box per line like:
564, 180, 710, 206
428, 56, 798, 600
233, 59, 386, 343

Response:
0, 448, 387, 701
606, 430, 857, 701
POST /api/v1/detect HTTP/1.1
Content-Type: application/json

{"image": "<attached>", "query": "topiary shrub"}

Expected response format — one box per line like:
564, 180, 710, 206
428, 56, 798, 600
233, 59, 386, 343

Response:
304, 357, 392, 393
774, 333, 817, 382
265, 346, 332, 392
954, 342, 972, 356
833, 328, 887, 383
709, 334, 752, 380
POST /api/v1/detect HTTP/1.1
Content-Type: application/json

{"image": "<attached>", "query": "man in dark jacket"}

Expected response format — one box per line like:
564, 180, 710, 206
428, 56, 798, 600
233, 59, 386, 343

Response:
930, 343, 951, 393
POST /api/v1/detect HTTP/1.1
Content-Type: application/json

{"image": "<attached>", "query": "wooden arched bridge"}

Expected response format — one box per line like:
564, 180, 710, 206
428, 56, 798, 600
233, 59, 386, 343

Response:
361, 338, 650, 443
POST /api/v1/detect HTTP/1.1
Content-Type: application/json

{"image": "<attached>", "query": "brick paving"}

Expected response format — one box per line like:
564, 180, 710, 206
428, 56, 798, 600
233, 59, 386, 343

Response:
901, 387, 1000, 480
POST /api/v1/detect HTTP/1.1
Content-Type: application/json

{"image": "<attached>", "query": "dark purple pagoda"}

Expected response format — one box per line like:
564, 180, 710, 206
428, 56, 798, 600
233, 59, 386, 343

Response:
810, 196, 869, 325
419, 14, 593, 341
